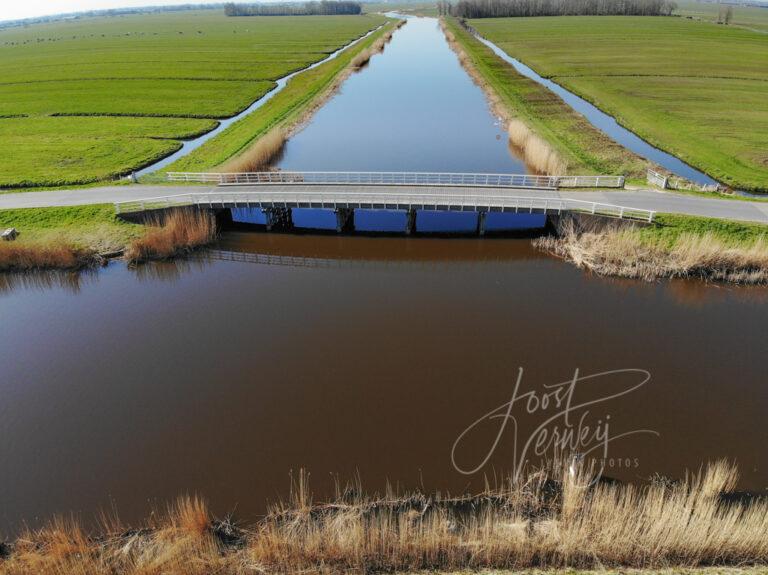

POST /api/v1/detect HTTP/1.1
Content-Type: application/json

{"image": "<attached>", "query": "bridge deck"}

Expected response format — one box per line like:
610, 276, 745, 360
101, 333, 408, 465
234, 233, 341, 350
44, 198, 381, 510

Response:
115, 185, 655, 222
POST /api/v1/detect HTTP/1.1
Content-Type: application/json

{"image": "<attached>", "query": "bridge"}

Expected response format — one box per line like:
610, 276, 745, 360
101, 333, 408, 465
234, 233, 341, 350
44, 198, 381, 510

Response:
113, 171, 652, 234
165, 170, 626, 190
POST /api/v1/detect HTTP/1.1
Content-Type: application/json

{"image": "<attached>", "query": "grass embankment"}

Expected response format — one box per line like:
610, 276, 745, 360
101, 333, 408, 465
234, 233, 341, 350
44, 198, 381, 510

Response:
0, 11, 386, 188
0, 205, 214, 271
535, 213, 768, 283
164, 18, 401, 174
2, 461, 768, 574
469, 16, 768, 192
441, 17, 646, 178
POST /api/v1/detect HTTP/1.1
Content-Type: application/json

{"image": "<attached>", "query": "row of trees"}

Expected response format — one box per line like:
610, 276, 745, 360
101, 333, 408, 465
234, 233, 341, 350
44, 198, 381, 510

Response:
224, 1, 362, 16
448, 0, 678, 18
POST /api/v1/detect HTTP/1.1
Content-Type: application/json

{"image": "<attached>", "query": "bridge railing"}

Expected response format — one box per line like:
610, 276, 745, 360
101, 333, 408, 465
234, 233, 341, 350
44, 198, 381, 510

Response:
115, 190, 654, 222
166, 171, 625, 189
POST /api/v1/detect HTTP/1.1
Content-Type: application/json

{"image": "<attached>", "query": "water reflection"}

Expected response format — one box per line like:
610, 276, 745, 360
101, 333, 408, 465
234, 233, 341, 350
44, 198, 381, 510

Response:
0, 268, 100, 295
0, 232, 766, 533
273, 16, 528, 173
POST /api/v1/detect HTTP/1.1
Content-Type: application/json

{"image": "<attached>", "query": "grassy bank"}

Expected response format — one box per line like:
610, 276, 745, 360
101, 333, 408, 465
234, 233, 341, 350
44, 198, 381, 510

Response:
535, 213, 768, 283
469, 16, 768, 192
2, 461, 768, 574
161, 18, 399, 175
441, 17, 647, 178
0, 11, 386, 188
0, 205, 214, 271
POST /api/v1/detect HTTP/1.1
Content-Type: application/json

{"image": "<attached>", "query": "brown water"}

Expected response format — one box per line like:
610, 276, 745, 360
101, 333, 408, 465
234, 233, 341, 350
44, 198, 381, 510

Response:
1, 232, 767, 532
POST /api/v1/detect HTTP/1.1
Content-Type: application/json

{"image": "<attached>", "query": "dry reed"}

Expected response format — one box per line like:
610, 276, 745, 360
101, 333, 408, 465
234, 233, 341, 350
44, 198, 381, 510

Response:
220, 126, 287, 173
0, 242, 96, 272
439, 19, 567, 175
125, 209, 217, 264
535, 216, 768, 283
2, 461, 768, 574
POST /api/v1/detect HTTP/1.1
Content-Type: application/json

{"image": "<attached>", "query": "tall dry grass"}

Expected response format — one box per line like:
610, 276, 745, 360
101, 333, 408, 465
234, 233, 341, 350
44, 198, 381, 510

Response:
439, 20, 567, 175
125, 209, 217, 264
2, 461, 768, 574
507, 118, 568, 175
220, 126, 287, 173
0, 242, 95, 272
535, 216, 768, 283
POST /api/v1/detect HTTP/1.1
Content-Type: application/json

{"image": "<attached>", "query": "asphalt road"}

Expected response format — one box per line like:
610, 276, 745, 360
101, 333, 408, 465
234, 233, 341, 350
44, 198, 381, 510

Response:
1, 184, 767, 224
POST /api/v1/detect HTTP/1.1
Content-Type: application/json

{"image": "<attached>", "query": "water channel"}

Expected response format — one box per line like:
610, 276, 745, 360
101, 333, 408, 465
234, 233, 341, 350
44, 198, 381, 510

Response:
1, 16, 766, 533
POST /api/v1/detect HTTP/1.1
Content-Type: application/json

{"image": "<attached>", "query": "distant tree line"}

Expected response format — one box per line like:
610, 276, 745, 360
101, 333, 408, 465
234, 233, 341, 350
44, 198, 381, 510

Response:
448, 0, 678, 18
224, 1, 362, 16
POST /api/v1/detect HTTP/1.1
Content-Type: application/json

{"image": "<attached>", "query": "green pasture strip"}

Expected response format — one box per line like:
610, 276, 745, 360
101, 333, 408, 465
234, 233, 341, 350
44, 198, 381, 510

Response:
0, 116, 217, 189
443, 17, 646, 177
641, 213, 768, 248
0, 204, 142, 249
469, 15, 768, 191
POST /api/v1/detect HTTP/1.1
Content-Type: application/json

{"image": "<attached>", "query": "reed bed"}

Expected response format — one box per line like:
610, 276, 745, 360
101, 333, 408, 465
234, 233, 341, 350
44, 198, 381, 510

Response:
440, 19, 567, 175
535, 216, 768, 283
0, 241, 96, 272
1, 461, 767, 574
220, 126, 287, 172
125, 209, 217, 264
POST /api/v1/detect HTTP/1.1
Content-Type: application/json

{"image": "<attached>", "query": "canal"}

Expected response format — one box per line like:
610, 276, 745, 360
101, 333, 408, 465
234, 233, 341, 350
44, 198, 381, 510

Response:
0, 16, 766, 532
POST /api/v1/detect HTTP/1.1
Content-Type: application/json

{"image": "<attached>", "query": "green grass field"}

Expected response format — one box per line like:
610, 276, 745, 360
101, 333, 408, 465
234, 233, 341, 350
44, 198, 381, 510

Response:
675, 0, 768, 33
470, 15, 768, 191
0, 10, 386, 188
0, 204, 142, 251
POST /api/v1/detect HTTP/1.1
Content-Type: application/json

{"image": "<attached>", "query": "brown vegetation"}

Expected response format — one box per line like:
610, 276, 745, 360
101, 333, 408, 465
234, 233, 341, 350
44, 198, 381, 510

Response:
0, 242, 96, 272
220, 126, 287, 172
125, 209, 217, 264
535, 216, 768, 283
440, 19, 567, 175
1, 461, 768, 574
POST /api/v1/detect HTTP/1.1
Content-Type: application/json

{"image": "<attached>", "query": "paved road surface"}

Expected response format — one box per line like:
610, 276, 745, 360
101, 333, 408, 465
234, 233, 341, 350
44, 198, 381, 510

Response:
1, 184, 767, 224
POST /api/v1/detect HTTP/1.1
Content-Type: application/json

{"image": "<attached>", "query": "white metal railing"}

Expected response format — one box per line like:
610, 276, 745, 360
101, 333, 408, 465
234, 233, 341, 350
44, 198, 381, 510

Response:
115, 190, 654, 222
165, 171, 625, 189
647, 169, 668, 189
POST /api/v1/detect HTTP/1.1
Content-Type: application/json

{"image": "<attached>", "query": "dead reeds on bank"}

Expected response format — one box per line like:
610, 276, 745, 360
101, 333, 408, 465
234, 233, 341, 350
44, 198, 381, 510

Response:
125, 209, 217, 264
2, 461, 768, 574
0, 242, 96, 272
535, 216, 768, 283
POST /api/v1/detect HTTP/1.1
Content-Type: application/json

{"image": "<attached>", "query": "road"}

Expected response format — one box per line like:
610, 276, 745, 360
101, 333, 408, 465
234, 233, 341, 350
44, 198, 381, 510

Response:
1, 184, 768, 224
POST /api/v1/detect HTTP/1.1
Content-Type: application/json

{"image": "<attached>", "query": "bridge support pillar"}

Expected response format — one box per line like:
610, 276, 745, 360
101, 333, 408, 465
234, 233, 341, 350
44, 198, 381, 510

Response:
405, 208, 417, 235
477, 211, 487, 236
262, 207, 293, 231
335, 208, 353, 233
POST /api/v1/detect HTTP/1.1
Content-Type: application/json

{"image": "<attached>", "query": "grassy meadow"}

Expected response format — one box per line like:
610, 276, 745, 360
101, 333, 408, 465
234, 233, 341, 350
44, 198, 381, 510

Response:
469, 15, 768, 191
675, 0, 768, 33
0, 10, 386, 188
